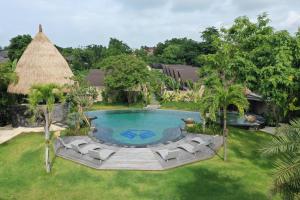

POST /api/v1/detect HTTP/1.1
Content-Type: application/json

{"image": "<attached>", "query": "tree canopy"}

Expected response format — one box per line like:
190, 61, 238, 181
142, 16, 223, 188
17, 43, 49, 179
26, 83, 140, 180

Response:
7, 34, 32, 61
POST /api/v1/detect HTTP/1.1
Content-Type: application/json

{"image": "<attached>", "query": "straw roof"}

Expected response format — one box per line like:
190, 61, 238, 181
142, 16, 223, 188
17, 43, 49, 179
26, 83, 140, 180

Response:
8, 25, 74, 94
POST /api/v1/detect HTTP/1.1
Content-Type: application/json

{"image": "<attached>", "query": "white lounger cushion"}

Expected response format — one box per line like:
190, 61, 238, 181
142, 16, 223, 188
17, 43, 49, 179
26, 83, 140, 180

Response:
178, 143, 202, 154
156, 149, 179, 161
88, 149, 115, 161
191, 137, 209, 145
58, 137, 88, 149
77, 144, 102, 154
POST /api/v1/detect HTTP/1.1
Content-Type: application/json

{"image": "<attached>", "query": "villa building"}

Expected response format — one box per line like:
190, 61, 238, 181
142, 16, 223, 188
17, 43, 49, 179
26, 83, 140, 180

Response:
86, 69, 106, 101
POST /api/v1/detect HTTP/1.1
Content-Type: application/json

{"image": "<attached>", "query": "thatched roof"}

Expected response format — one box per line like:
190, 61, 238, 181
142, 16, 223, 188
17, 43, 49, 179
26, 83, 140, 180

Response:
8, 25, 74, 94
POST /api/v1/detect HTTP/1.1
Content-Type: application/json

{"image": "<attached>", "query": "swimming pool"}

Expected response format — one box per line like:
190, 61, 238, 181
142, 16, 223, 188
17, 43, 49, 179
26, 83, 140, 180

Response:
87, 110, 201, 147
87, 109, 264, 147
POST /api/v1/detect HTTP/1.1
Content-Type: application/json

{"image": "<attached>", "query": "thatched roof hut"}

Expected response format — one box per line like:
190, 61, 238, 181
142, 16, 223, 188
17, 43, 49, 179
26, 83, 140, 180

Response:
8, 25, 74, 94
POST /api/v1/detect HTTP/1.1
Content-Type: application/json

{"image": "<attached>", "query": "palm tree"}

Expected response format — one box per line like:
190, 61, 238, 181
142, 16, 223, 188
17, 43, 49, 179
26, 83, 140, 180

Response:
28, 84, 64, 173
199, 84, 249, 161
262, 119, 300, 200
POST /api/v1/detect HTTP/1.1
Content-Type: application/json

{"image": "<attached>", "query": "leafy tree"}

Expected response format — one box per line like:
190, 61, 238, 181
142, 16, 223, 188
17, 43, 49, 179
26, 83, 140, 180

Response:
262, 119, 300, 199
200, 84, 249, 161
28, 84, 64, 173
100, 54, 150, 104
7, 34, 32, 61
199, 13, 300, 124
154, 38, 202, 65
198, 37, 249, 161
105, 38, 132, 57
69, 45, 106, 73
200, 26, 220, 54
66, 76, 97, 131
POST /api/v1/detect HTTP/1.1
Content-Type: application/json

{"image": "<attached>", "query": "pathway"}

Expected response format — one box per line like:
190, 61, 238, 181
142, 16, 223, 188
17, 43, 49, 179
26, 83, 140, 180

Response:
0, 124, 65, 144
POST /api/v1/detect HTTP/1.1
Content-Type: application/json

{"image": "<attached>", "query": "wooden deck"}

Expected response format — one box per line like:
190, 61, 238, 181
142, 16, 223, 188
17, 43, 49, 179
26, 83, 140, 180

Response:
55, 134, 223, 170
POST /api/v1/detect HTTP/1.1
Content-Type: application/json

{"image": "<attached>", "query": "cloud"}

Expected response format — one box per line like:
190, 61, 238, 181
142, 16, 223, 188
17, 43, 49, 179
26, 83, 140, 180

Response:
0, 0, 299, 48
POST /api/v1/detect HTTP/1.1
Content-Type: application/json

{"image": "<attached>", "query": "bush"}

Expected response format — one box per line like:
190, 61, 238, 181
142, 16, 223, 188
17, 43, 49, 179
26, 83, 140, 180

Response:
61, 127, 90, 136
186, 122, 222, 135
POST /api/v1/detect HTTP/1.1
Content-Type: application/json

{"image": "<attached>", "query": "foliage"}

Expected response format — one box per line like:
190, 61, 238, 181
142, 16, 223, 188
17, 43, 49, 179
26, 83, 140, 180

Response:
66, 75, 98, 132
201, 13, 300, 124
7, 34, 32, 61
105, 38, 132, 57
28, 83, 64, 172
100, 54, 150, 104
0, 61, 17, 126
154, 38, 203, 66
186, 122, 221, 135
199, 83, 249, 161
262, 119, 300, 199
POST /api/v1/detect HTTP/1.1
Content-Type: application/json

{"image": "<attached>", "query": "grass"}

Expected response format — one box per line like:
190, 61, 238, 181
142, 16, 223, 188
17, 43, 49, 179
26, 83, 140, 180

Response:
160, 101, 199, 111
90, 102, 144, 111
0, 128, 279, 200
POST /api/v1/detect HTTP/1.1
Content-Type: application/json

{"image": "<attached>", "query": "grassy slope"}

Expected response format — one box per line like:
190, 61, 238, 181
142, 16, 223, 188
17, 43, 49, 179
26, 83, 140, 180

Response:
0, 129, 278, 200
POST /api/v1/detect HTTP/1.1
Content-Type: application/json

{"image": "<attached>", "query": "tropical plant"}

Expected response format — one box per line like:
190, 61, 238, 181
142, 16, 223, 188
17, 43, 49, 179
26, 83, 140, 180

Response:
28, 84, 64, 173
66, 76, 98, 131
0, 61, 18, 126
199, 84, 249, 161
262, 119, 300, 200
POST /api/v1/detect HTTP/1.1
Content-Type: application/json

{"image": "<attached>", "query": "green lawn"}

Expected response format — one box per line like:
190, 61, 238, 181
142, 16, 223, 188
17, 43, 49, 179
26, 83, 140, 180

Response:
0, 128, 279, 200
90, 102, 144, 111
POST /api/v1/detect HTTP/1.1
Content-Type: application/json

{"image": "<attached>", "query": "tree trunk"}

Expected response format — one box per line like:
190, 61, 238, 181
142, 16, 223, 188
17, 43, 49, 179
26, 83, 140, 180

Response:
44, 108, 51, 173
223, 108, 228, 161
202, 116, 206, 133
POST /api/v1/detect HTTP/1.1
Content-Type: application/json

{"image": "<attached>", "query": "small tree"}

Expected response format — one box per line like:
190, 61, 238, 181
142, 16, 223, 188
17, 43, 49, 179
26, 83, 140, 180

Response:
28, 84, 64, 173
262, 119, 300, 199
66, 76, 97, 131
200, 84, 249, 161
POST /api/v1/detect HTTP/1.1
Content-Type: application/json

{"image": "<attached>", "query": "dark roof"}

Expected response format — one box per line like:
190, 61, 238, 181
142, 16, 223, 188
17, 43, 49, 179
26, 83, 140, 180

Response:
86, 69, 105, 87
162, 64, 199, 82
150, 63, 163, 69
0, 50, 9, 63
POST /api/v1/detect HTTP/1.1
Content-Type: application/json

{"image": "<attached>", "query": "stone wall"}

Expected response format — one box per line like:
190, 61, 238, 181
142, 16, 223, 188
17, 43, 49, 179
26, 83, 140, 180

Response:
9, 103, 69, 128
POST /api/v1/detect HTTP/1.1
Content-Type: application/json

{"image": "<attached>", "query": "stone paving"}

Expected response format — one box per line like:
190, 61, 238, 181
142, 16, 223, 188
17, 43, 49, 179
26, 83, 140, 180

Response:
0, 124, 65, 144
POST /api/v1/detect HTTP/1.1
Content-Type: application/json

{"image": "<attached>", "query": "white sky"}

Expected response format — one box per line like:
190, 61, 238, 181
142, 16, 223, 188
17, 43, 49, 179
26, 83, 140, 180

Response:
0, 0, 299, 48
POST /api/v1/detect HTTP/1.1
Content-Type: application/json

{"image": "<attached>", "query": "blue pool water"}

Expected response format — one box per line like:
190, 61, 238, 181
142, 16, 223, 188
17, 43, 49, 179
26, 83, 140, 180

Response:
87, 109, 264, 147
87, 110, 201, 147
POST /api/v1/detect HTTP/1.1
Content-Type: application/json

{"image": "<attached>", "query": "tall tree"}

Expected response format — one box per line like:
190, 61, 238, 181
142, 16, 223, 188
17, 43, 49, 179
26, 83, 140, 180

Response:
100, 54, 150, 104
28, 84, 64, 173
198, 36, 249, 160
262, 119, 300, 199
7, 34, 32, 61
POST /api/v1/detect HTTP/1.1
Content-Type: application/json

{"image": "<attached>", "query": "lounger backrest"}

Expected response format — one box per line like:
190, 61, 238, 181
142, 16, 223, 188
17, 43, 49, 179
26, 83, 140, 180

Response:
194, 144, 203, 152
88, 150, 101, 160
71, 144, 80, 153
57, 137, 66, 146
166, 150, 179, 160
